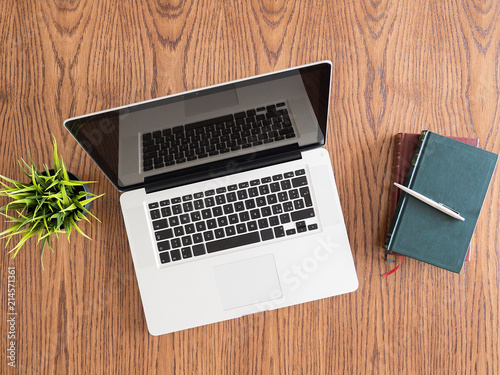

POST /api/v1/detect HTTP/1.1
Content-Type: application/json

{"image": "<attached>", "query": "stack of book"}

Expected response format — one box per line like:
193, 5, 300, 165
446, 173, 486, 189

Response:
384, 131, 498, 273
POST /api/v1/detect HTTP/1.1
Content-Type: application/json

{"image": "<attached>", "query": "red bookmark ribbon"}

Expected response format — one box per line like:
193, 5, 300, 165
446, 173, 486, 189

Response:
382, 255, 403, 277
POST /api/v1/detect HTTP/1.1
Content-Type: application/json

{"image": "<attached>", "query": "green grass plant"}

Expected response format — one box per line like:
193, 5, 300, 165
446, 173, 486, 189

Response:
0, 137, 103, 265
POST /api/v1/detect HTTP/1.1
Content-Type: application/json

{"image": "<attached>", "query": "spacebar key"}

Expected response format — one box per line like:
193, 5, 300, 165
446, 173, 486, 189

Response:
206, 232, 261, 253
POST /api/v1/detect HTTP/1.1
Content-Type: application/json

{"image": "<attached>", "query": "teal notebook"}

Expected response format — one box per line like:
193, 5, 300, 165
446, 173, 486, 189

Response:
385, 131, 498, 273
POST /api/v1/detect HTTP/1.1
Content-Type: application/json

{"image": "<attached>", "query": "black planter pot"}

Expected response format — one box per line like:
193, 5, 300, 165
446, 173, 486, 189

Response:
66, 171, 93, 214
45, 169, 93, 214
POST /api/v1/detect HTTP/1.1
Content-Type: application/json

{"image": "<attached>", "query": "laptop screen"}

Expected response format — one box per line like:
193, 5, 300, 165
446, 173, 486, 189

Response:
64, 62, 332, 191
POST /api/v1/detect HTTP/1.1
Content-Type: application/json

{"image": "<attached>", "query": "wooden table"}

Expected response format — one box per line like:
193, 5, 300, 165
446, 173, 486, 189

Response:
1, 1, 499, 373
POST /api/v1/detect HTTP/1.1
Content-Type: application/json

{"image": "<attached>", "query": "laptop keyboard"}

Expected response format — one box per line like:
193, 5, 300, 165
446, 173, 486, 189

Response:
148, 168, 318, 265
141, 102, 295, 171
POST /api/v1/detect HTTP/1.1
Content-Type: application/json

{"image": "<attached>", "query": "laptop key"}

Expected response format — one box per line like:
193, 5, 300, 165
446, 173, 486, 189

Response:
274, 226, 285, 238
308, 223, 318, 231
192, 244, 206, 256
293, 199, 305, 210
181, 247, 192, 259
248, 187, 258, 197
144, 151, 158, 160
267, 194, 277, 204
279, 213, 291, 224
258, 218, 268, 229
206, 232, 260, 253
259, 185, 270, 195
157, 240, 170, 252
203, 231, 214, 241
297, 225, 307, 233
212, 206, 223, 216
280, 180, 291, 190
261, 207, 272, 217
201, 209, 212, 219
174, 226, 184, 236
172, 126, 183, 134
261, 228, 274, 241
207, 219, 217, 229
278, 192, 288, 202
152, 219, 168, 230
155, 229, 173, 241
269, 216, 279, 226
159, 252, 171, 264
261, 176, 271, 183
182, 236, 193, 246
256, 197, 266, 207
194, 200, 204, 210
296, 220, 306, 229
170, 249, 182, 261
247, 221, 258, 231
205, 197, 215, 208
169, 216, 179, 226
190, 212, 201, 222
300, 187, 313, 207
150, 209, 161, 220
225, 226, 236, 236
217, 217, 228, 227
292, 176, 308, 187
270, 182, 280, 192
291, 208, 315, 221
250, 209, 260, 219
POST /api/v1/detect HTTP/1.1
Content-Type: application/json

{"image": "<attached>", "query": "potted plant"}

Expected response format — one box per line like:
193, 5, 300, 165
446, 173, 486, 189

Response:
0, 137, 103, 265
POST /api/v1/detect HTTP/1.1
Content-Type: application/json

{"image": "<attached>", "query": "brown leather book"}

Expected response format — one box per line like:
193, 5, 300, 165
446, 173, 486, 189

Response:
389, 133, 479, 261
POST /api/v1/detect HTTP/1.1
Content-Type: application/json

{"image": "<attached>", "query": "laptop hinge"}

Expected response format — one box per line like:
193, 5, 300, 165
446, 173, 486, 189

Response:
144, 145, 302, 194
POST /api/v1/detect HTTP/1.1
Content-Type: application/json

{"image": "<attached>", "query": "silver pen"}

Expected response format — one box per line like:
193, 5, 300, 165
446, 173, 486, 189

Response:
394, 182, 465, 221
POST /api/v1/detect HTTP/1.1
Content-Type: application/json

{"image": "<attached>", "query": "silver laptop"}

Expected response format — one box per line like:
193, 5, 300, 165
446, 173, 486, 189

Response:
64, 61, 358, 335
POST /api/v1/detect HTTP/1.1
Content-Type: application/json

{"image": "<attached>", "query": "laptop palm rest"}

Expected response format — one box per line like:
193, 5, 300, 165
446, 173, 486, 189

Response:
213, 254, 282, 311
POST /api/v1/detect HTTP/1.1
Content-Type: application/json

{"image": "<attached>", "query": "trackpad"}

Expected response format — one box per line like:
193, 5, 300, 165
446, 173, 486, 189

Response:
213, 254, 282, 311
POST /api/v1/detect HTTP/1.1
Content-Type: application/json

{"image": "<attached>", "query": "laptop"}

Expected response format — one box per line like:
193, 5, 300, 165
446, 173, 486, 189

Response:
64, 61, 358, 335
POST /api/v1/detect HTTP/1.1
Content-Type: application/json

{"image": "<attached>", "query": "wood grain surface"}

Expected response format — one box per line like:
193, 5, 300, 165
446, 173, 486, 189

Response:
1, 0, 499, 373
